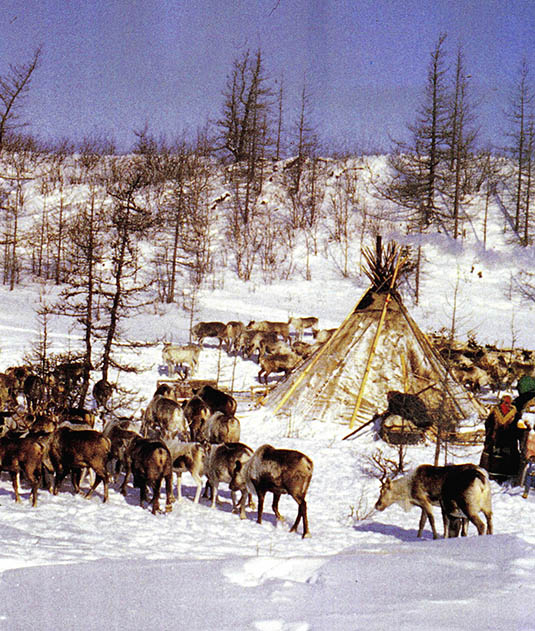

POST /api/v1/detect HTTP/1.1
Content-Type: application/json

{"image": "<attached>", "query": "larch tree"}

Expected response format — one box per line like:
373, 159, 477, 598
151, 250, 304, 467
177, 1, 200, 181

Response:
505, 58, 534, 236
445, 46, 479, 239
381, 34, 451, 301
0, 47, 41, 149
218, 49, 274, 279
97, 165, 155, 383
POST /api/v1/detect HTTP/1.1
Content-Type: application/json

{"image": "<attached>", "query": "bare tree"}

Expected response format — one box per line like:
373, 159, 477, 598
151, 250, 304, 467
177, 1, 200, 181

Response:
381, 34, 450, 302
445, 46, 479, 239
275, 72, 285, 160
217, 48, 273, 165
0, 136, 43, 289
286, 80, 318, 202
327, 166, 360, 278
96, 164, 156, 383
156, 143, 216, 299
385, 34, 450, 230
505, 58, 534, 235
0, 47, 41, 149
51, 139, 110, 406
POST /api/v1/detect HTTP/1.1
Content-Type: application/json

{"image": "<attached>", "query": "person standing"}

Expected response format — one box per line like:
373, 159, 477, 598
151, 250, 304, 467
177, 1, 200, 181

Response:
480, 395, 522, 483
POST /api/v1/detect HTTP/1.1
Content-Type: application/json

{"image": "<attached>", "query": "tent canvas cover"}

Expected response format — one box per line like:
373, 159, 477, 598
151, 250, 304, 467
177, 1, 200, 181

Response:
263, 288, 487, 430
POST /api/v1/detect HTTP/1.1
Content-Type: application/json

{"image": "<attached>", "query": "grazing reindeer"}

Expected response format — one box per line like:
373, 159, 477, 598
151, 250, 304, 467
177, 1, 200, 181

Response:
166, 439, 210, 504
120, 436, 174, 514
230, 444, 313, 538
49, 426, 111, 502
375, 463, 482, 539
0, 430, 53, 506
204, 442, 255, 511
441, 466, 493, 537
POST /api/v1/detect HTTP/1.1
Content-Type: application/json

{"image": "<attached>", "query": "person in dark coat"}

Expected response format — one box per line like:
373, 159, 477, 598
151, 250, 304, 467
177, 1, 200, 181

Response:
480, 394, 524, 483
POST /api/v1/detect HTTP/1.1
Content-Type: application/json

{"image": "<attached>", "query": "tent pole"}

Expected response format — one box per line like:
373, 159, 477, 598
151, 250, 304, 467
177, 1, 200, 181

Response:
349, 256, 406, 429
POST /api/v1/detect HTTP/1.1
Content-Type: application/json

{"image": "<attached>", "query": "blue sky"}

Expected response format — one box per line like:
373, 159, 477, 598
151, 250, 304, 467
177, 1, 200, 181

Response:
0, 0, 534, 152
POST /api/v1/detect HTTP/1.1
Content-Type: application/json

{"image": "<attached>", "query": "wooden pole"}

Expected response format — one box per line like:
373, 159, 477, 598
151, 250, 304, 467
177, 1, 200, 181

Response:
348, 255, 406, 429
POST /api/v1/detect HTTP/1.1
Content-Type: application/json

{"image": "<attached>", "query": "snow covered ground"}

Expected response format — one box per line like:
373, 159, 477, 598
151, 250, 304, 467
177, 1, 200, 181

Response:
1, 184, 535, 630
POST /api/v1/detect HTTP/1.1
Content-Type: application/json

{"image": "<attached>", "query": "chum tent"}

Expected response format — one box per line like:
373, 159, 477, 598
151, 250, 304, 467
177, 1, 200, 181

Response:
262, 241, 487, 431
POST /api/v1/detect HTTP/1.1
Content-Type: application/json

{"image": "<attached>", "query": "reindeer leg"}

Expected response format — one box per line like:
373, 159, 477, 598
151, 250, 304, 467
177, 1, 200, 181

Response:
417, 507, 428, 538
236, 488, 248, 519
272, 492, 284, 521
139, 482, 147, 508
10, 472, 21, 503
484, 511, 493, 535
151, 479, 162, 514
422, 502, 439, 539
120, 462, 131, 496
301, 501, 310, 538
255, 486, 265, 524
289, 499, 303, 533
30, 475, 39, 507
165, 474, 174, 511
192, 473, 202, 504
54, 469, 67, 495
290, 499, 310, 538
210, 481, 219, 508
85, 474, 100, 499
176, 472, 182, 502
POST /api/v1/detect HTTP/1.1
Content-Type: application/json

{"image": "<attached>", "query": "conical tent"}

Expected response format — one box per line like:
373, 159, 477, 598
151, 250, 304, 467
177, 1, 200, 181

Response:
263, 246, 487, 430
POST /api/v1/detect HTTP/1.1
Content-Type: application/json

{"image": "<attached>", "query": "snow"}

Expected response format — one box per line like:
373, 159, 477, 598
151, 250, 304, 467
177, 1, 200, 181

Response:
2, 158, 535, 629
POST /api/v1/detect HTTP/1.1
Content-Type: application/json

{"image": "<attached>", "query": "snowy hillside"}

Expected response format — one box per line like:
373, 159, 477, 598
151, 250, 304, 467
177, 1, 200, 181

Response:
0, 154, 535, 629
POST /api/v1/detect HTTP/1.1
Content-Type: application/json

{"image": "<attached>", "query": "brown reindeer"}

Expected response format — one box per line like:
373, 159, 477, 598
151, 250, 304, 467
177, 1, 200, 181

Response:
182, 395, 212, 442
49, 426, 111, 501
120, 436, 174, 514
192, 321, 227, 347
441, 466, 493, 537
204, 442, 255, 511
194, 385, 237, 417
230, 444, 313, 538
247, 320, 291, 344
203, 411, 241, 444
0, 429, 54, 506
258, 351, 301, 384
224, 321, 244, 352
375, 464, 482, 539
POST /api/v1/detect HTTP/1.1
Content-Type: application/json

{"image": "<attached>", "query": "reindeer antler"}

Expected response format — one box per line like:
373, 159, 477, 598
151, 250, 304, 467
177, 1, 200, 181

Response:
369, 449, 402, 483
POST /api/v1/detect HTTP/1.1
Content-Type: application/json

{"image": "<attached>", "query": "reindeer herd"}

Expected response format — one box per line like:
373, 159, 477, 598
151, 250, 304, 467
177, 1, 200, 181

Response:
0, 361, 315, 537
0, 317, 503, 541
163, 316, 333, 384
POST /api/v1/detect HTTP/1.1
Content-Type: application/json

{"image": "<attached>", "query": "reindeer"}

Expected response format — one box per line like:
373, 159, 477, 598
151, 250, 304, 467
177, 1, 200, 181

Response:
192, 321, 227, 347
203, 411, 241, 444
247, 321, 291, 344
120, 435, 174, 514
230, 444, 313, 538
162, 343, 201, 379
288, 316, 319, 340
440, 466, 493, 537
375, 462, 481, 539
204, 442, 255, 511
